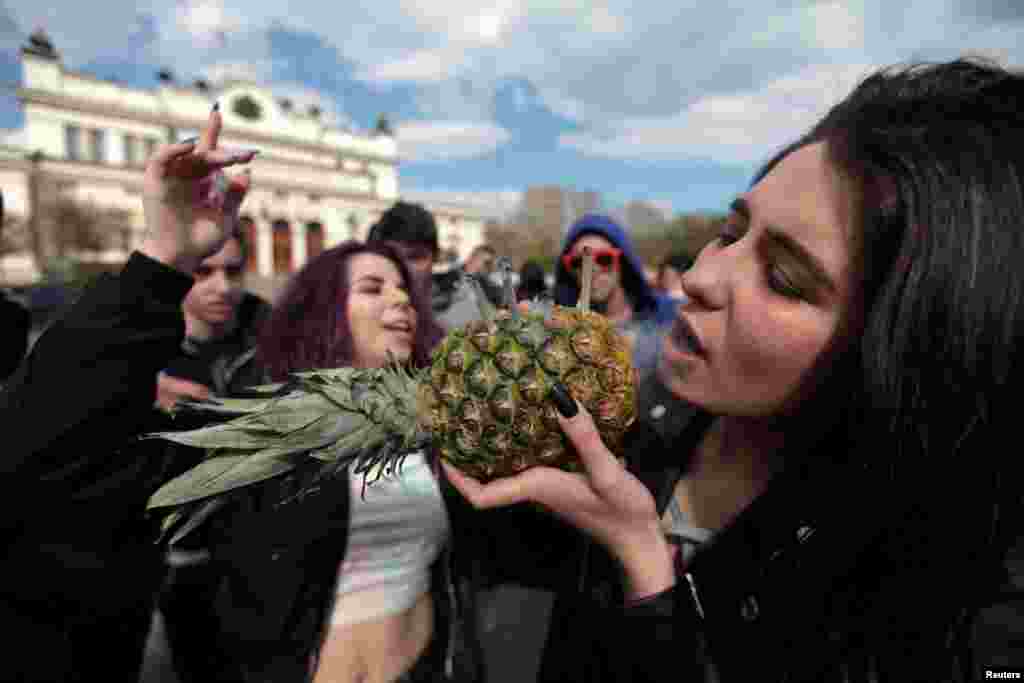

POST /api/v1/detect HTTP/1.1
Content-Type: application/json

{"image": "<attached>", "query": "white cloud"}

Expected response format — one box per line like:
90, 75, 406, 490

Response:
176, 0, 241, 47
200, 60, 272, 85
5, 0, 1024, 170
560, 62, 877, 165
806, 1, 866, 50
358, 48, 451, 84
4, 0, 165, 63
395, 120, 511, 162
405, 0, 528, 44
401, 187, 523, 220
586, 6, 625, 35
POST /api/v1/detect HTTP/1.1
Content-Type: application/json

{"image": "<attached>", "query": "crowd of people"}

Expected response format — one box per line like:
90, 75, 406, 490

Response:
1, 56, 1023, 683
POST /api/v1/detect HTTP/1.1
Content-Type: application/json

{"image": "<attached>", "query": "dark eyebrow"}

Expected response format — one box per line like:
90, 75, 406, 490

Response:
729, 197, 837, 294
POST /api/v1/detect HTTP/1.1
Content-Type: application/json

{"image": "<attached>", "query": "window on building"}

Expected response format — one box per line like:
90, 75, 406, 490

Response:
239, 216, 257, 272
123, 134, 138, 166
65, 125, 81, 161
89, 129, 106, 163
306, 221, 324, 260
272, 219, 292, 274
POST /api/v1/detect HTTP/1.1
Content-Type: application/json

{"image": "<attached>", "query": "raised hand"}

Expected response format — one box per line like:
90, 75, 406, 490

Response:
139, 105, 257, 273
155, 371, 212, 414
442, 386, 676, 600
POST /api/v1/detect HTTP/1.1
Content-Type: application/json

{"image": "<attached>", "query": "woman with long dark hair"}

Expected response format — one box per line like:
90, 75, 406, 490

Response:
445, 58, 1024, 681
184, 240, 479, 683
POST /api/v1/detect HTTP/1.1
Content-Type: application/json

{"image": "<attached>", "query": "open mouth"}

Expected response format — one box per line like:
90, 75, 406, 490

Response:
669, 314, 705, 357
382, 321, 413, 334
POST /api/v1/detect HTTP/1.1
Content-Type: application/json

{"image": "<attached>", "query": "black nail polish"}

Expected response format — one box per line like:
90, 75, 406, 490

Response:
212, 102, 220, 112
550, 382, 578, 418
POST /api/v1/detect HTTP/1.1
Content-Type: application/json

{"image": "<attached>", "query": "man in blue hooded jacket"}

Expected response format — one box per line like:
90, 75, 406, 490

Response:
554, 213, 698, 447
553, 213, 680, 372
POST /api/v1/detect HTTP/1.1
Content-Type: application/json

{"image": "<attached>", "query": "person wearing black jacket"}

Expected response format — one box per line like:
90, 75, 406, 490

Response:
150, 231, 272, 683
0, 190, 31, 383
444, 59, 1024, 682
0, 288, 29, 382
0, 107, 257, 682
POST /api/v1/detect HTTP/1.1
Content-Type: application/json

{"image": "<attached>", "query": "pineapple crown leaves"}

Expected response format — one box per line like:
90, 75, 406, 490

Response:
146, 362, 428, 512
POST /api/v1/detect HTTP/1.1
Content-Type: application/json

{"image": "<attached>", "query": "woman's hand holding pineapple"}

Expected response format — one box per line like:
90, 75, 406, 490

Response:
139, 105, 257, 274
442, 386, 675, 602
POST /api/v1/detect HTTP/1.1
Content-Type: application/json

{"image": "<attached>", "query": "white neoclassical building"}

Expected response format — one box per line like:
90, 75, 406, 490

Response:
0, 31, 486, 290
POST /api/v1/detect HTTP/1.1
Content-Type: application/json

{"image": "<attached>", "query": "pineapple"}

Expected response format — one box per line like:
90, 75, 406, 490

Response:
421, 304, 633, 480
147, 250, 636, 524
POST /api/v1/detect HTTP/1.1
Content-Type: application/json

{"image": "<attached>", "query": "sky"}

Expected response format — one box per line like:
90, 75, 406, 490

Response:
0, 0, 1022, 219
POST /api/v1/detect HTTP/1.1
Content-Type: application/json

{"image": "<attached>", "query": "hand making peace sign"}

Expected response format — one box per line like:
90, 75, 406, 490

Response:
139, 105, 258, 273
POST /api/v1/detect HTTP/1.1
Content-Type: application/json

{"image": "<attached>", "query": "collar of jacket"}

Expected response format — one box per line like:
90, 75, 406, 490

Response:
614, 411, 897, 618
621, 412, 896, 629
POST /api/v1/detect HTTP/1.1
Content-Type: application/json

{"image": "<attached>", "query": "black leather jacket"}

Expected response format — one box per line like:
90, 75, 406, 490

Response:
168, 456, 486, 683
527, 414, 1023, 682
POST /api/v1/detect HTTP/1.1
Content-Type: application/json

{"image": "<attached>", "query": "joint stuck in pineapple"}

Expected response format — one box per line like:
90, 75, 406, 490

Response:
147, 247, 637, 514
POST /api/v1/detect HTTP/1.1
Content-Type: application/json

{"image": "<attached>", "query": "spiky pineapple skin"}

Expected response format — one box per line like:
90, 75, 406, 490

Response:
420, 305, 636, 481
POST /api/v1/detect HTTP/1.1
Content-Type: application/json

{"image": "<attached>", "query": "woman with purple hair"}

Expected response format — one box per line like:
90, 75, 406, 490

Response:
176, 240, 479, 683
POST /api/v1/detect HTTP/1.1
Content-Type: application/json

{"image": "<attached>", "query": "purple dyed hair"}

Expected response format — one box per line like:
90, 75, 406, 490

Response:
257, 240, 444, 381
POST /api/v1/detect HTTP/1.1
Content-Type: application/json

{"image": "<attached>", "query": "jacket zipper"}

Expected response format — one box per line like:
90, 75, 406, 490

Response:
684, 572, 705, 620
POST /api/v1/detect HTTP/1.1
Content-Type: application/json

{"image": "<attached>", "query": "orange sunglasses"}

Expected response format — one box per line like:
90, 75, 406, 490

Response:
562, 247, 622, 273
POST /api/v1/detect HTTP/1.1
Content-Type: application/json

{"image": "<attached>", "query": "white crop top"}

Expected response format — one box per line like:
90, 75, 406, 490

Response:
331, 452, 450, 627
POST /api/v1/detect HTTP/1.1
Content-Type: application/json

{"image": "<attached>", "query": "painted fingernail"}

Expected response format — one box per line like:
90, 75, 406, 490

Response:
212, 102, 220, 112
550, 382, 578, 418
180, 136, 198, 146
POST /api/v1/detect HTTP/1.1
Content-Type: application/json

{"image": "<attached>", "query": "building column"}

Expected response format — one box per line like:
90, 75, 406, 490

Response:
256, 219, 273, 277
291, 218, 307, 272
324, 206, 345, 249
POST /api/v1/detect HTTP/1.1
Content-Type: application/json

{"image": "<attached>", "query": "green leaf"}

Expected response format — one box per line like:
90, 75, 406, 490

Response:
310, 382, 360, 411
238, 393, 335, 433
147, 423, 285, 450
148, 450, 297, 508
292, 367, 362, 384
177, 396, 276, 415
167, 496, 231, 546
310, 422, 379, 462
